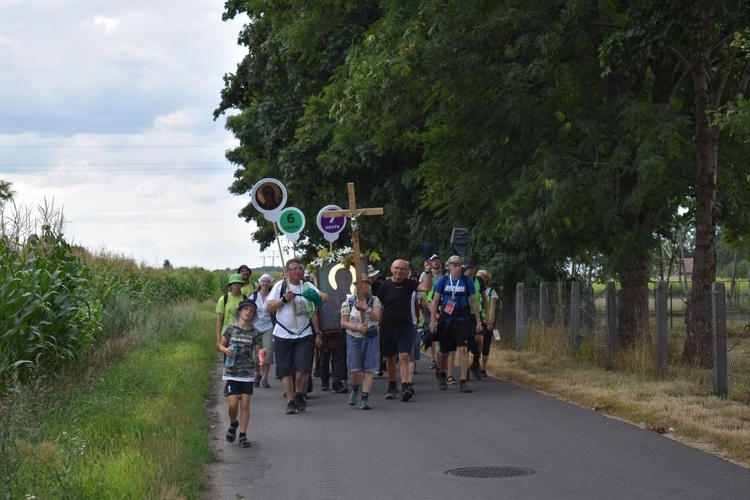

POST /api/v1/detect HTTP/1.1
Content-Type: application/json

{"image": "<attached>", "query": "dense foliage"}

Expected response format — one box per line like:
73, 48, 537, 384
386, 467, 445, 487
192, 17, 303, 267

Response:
216, 1, 750, 364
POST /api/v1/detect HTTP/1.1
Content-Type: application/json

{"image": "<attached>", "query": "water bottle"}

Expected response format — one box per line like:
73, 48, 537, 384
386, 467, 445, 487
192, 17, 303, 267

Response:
225, 343, 238, 368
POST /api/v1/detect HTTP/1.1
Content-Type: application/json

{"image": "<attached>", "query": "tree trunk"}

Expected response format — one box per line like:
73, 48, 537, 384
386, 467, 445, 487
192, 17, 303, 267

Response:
683, 4, 718, 368
617, 249, 650, 347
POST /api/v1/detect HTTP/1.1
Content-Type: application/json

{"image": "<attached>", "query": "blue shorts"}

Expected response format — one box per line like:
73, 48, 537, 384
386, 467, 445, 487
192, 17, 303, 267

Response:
381, 324, 414, 358
346, 334, 381, 373
274, 334, 314, 378
224, 380, 254, 397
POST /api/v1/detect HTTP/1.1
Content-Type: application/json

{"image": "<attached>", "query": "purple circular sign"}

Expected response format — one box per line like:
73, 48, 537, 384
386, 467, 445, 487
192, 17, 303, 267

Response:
317, 205, 347, 242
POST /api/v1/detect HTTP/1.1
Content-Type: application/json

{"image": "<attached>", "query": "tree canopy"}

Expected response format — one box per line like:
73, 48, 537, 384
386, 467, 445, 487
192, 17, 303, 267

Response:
216, 0, 750, 363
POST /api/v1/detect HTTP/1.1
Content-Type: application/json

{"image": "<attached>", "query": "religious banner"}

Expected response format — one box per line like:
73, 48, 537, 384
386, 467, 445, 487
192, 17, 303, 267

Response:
250, 178, 287, 223
314, 262, 356, 334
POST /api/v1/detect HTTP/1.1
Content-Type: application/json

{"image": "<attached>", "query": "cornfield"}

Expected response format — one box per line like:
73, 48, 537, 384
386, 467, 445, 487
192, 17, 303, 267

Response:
0, 226, 221, 391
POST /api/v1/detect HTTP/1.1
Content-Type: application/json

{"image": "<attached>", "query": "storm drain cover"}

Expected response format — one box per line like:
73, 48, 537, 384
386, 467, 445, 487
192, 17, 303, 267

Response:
445, 466, 535, 479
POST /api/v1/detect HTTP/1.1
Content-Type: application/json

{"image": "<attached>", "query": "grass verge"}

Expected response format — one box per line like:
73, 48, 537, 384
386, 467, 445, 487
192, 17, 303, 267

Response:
0, 300, 217, 499
487, 344, 750, 469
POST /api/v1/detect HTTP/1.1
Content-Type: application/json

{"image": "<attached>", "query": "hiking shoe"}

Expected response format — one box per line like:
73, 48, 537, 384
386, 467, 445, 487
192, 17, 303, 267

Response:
470, 365, 483, 381
459, 381, 473, 393
429, 359, 437, 370
407, 383, 415, 395
438, 373, 448, 390
238, 436, 251, 448
336, 385, 349, 394
480, 370, 487, 378
385, 387, 398, 400
447, 375, 457, 385
285, 401, 297, 414
253, 373, 261, 388
360, 398, 371, 410
225, 422, 238, 442
294, 393, 307, 412
401, 388, 413, 402
261, 378, 270, 388
321, 385, 330, 391
348, 390, 358, 406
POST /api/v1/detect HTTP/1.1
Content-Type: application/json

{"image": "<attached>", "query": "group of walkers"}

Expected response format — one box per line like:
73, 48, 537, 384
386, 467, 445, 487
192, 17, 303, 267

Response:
216, 254, 499, 448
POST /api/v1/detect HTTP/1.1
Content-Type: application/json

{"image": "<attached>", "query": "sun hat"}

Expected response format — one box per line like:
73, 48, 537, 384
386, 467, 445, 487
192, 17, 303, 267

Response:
227, 273, 245, 286
235, 298, 258, 323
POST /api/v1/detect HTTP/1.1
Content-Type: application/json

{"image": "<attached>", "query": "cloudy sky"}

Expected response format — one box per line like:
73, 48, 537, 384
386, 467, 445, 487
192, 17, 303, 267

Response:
0, 0, 286, 271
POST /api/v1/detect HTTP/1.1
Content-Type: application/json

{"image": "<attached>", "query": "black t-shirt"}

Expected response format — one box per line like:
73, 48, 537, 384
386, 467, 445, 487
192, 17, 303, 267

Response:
377, 278, 419, 329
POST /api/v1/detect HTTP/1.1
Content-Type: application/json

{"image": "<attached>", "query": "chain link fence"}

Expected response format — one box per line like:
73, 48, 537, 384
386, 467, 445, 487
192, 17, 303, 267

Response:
503, 281, 750, 404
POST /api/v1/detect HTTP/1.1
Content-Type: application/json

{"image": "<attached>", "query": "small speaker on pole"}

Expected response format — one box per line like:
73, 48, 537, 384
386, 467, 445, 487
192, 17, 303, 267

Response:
450, 227, 469, 257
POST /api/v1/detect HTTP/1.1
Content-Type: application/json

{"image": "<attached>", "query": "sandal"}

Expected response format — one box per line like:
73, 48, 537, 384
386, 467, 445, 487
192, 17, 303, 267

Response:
238, 436, 251, 448
225, 421, 239, 443
446, 376, 457, 385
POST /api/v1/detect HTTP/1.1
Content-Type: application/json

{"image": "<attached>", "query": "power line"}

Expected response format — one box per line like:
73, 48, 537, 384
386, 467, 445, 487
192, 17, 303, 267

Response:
0, 165, 236, 172
0, 162, 231, 167
0, 144, 236, 149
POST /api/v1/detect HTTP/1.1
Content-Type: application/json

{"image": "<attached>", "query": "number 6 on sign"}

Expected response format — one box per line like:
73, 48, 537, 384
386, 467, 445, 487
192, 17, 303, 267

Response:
278, 207, 305, 242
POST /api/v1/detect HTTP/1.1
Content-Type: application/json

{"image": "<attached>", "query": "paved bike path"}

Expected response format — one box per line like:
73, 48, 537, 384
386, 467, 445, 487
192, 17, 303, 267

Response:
205, 362, 750, 499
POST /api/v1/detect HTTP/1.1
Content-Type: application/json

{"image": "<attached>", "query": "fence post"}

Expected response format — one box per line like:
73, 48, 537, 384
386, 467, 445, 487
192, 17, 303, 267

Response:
571, 281, 581, 353
515, 282, 526, 349
540, 282, 549, 326
712, 282, 728, 398
656, 281, 668, 378
606, 281, 617, 360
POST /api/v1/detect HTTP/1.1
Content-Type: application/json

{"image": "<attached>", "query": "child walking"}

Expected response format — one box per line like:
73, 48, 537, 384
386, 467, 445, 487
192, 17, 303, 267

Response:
219, 298, 262, 448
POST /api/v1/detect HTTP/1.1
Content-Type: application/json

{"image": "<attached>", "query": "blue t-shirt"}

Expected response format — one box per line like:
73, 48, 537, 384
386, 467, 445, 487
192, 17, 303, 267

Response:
434, 274, 475, 322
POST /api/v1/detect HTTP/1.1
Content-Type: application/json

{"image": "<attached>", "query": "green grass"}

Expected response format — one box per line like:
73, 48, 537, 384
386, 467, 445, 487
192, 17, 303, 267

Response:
0, 300, 217, 499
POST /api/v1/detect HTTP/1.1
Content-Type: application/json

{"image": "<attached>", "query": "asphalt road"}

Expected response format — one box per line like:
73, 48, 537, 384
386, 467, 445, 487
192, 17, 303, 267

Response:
205, 359, 750, 499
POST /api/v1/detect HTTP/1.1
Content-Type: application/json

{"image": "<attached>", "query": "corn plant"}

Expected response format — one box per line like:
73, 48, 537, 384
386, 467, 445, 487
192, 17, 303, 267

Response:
0, 233, 103, 389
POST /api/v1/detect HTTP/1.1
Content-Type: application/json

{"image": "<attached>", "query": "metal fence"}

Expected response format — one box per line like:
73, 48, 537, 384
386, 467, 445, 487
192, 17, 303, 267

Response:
507, 281, 750, 404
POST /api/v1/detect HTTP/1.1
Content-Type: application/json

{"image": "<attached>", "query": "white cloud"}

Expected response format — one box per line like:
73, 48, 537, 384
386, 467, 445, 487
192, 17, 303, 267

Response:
0, 1, 282, 271
94, 16, 120, 33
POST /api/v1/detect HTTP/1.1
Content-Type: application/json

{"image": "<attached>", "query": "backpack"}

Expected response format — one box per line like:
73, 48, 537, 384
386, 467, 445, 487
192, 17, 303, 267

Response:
437, 274, 472, 320
347, 294, 374, 315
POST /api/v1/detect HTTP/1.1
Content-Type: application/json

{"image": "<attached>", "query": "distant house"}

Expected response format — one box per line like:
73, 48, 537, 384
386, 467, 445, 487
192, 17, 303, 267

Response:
679, 258, 693, 280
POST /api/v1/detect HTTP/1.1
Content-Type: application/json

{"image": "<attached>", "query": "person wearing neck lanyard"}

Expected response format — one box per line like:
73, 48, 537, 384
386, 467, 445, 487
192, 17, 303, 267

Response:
428, 255, 483, 393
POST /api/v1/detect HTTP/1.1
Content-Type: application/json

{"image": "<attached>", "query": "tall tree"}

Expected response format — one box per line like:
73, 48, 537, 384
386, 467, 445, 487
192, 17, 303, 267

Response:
0, 180, 14, 210
681, 1, 750, 367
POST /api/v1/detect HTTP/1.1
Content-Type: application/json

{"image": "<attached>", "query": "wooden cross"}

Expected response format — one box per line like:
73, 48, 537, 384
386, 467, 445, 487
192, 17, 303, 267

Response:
324, 183, 383, 322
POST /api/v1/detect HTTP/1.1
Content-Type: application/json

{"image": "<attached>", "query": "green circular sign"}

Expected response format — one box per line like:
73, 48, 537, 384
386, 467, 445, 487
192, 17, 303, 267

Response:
279, 207, 305, 235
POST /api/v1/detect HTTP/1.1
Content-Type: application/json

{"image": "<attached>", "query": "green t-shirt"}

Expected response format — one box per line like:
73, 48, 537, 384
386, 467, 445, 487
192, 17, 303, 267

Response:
241, 282, 256, 296
216, 292, 245, 333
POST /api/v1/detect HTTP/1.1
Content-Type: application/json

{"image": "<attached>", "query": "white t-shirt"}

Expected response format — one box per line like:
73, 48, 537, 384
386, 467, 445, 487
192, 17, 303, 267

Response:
269, 280, 319, 339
